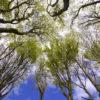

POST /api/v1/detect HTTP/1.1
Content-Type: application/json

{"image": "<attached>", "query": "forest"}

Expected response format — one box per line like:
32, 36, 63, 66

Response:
0, 0, 100, 100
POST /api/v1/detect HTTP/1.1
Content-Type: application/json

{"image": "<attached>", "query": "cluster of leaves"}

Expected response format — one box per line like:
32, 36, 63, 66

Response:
45, 35, 79, 93
84, 40, 100, 62
46, 35, 79, 70
0, 0, 9, 9
9, 36, 42, 63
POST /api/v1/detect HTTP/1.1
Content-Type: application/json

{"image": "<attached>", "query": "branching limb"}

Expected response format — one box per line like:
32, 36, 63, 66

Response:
47, 0, 69, 17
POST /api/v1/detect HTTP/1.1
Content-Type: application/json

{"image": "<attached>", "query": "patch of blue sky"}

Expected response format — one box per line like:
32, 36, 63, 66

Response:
3, 75, 100, 100
4, 76, 66, 100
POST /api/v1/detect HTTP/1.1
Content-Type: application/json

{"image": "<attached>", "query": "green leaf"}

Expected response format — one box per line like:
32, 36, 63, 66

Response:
9, 37, 42, 63
45, 34, 79, 76
84, 41, 100, 62
0, 0, 9, 9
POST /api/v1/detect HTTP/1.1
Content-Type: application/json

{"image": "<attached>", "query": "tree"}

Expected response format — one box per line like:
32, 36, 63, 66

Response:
0, 0, 56, 99
46, 0, 100, 26
35, 57, 48, 100
0, 0, 55, 37
0, 45, 30, 99
45, 34, 79, 100
43, 33, 100, 99
83, 39, 100, 92
0, 0, 100, 100
72, 0, 100, 26
0, 35, 42, 99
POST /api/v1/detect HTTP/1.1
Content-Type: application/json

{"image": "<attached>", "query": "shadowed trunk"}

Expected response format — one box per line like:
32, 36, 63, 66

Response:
65, 63, 73, 100
40, 91, 44, 100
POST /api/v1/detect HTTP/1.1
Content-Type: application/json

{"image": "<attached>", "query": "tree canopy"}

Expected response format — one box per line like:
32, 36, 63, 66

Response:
0, 0, 100, 100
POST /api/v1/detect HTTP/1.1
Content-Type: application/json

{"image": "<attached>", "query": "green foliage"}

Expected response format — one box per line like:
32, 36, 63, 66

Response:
0, 0, 11, 19
0, 0, 9, 9
35, 1, 45, 12
64, 36, 79, 62
9, 37, 42, 63
33, 14, 56, 37
46, 34, 79, 75
84, 41, 100, 62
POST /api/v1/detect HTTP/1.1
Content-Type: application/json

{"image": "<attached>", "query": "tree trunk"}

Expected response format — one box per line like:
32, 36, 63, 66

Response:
0, 94, 3, 100
67, 82, 73, 100
65, 63, 73, 100
40, 92, 44, 100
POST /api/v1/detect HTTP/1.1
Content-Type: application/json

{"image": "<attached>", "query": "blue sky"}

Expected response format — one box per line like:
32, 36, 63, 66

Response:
4, 77, 66, 100
3, 75, 100, 100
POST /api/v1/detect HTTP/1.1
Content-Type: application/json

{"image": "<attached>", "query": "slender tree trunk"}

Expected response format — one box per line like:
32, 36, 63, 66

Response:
68, 87, 73, 100
40, 93, 43, 100
65, 64, 73, 100
67, 81, 73, 100
0, 94, 3, 100
39, 91, 44, 100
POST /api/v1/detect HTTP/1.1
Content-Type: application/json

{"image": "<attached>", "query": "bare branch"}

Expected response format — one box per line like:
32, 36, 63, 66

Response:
47, 0, 69, 17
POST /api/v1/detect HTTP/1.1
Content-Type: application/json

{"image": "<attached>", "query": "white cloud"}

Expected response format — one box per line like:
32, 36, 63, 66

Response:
13, 85, 21, 96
